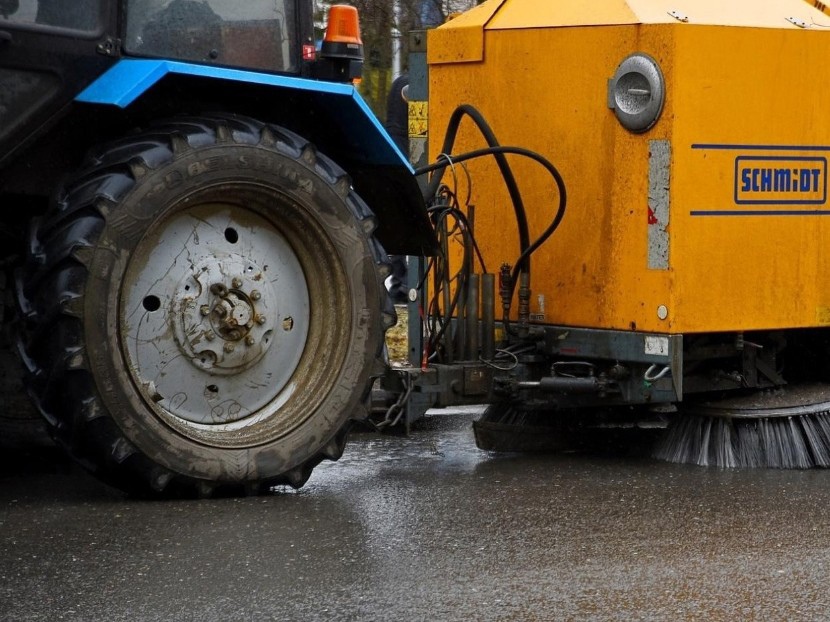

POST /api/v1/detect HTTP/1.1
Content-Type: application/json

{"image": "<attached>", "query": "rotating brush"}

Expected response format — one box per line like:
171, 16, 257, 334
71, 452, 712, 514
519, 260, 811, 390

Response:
653, 384, 830, 469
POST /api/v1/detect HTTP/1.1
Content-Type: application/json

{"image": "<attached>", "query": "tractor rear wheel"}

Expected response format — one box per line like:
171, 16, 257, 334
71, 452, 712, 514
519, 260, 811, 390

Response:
17, 115, 393, 496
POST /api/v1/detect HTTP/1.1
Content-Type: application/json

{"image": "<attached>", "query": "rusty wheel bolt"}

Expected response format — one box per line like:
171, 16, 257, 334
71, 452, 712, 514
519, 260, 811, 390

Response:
232, 278, 243, 289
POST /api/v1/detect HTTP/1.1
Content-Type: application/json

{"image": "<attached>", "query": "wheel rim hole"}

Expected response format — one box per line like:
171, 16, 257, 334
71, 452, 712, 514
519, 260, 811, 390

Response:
225, 228, 239, 244
198, 351, 218, 366
206, 384, 219, 394
282, 317, 294, 332
143, 295, 161, 312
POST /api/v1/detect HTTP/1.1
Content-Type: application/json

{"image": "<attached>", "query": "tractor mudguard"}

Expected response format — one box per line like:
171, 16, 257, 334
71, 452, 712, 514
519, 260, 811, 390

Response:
76, 59, 436, 256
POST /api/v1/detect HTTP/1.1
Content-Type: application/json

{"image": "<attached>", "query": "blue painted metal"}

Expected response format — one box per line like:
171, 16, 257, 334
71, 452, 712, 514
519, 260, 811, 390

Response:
76, 59, 411, 170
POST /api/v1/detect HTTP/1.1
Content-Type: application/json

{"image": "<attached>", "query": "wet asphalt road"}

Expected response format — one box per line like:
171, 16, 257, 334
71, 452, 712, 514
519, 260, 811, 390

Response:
3, 414, 830, 621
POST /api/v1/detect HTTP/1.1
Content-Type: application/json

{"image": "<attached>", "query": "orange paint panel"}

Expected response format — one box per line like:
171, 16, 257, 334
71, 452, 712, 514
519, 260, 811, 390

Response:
487, 0, 638, 29
429, 3, 830, 335
428, 0, 507, 64
670, 26, 830, 332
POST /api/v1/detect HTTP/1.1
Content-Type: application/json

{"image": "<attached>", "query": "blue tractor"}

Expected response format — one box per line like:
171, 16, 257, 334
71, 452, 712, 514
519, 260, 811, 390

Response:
0, 0, 433, 495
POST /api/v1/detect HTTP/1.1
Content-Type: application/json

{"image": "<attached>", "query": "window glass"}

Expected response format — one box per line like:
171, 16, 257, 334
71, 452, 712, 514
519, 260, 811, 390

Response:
125, 1, 298, 73
0, 0, 99, 31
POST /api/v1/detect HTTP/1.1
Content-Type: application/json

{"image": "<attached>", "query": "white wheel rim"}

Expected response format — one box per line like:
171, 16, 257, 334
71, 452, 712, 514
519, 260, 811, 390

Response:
121, 202, 310, 430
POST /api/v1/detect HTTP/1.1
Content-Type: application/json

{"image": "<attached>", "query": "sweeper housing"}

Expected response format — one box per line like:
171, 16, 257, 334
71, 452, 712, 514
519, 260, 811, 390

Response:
383, 0, 830, 468
428, 0, 830, 334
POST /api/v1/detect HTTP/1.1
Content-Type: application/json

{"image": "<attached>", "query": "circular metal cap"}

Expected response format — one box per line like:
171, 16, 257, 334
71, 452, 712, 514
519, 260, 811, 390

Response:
609, 53, 665, 133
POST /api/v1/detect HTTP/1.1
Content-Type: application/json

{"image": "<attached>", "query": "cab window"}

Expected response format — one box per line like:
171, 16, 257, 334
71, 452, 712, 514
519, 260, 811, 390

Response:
124, 0, 298, 73
0, 0, 100, 31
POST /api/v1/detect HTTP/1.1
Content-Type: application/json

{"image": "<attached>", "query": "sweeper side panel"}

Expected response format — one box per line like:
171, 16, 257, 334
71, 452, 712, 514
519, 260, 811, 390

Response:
671, 24, 830, 332
427, 0, 830, 335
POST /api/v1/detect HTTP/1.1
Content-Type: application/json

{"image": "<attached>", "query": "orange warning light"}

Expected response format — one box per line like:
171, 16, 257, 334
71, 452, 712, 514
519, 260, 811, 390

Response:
321, 5, 363, 60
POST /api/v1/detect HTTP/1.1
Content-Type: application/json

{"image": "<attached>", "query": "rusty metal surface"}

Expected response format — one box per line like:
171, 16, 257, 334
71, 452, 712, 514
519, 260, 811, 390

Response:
4, 415, 830, 620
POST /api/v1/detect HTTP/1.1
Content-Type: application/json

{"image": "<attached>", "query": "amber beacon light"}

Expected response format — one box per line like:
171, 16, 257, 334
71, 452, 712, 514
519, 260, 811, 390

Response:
321, 5, 364, 61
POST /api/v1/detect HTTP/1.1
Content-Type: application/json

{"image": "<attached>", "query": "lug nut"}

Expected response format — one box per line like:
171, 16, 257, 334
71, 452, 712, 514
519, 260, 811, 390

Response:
232, 278, 243, 289
256, 315, 267, 325
210, 283, 227, 296
224, 342, 235, 353
205, 331, 215, 341
200, 305, 211, 316
250, 290, 261, 301
245, 336, 255, 346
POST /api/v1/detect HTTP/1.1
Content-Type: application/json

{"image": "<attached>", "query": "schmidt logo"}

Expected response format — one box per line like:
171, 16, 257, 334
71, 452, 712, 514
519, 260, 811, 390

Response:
735, 156, 827, 205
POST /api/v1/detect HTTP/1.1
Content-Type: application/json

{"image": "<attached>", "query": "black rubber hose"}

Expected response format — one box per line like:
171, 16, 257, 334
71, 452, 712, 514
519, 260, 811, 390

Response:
416, 145, 567, 299
423, 105, 531, 273
427, 201, 487, 274
426, 206, 471, 358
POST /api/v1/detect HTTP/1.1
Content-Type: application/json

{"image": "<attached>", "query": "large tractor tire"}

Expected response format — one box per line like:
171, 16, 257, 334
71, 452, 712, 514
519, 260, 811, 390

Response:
17, 115, 393, 496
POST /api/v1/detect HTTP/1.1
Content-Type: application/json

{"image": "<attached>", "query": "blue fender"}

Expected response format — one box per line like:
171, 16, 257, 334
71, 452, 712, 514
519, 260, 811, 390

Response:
76, 59, 435, 255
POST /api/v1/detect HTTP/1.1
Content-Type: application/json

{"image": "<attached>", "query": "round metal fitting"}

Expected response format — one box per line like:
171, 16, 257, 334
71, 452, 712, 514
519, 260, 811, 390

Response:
170, 254, 289, 376
609, 53, 665, 133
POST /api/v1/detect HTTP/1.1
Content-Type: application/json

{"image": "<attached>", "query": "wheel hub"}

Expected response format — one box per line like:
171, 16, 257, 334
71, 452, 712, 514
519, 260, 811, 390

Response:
174, 258, 277, 373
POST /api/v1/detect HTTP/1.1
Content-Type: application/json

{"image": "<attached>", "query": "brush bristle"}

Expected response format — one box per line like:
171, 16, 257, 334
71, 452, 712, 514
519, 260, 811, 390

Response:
653, 412, 830, 469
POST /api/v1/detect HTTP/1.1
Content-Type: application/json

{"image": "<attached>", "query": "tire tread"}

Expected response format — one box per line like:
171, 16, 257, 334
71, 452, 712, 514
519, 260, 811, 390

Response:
18, 114, 392, 497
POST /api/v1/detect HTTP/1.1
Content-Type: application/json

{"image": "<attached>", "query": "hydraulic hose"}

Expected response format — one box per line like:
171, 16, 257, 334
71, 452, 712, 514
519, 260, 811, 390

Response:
416, 145, 567, 304
423, 105, 531, 274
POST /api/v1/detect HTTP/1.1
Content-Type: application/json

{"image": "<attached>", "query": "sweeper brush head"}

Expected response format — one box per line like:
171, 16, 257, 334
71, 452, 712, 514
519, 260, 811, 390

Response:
653, 385, 830, 469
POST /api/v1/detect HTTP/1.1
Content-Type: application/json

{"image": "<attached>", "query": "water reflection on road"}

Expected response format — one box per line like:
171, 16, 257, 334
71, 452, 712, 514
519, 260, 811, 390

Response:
3, 414, 830, 621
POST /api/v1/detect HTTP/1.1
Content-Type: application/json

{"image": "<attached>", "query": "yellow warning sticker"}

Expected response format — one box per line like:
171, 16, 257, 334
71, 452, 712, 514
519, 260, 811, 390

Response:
408, 101, 428, 138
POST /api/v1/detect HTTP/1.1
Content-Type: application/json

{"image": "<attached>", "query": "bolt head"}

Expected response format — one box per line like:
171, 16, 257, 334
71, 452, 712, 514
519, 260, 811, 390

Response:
200, 305, 211, 316
205, 331, 215, 341
223, 342, 235, 353
256, 315, 267, 325
232, 278, 243, 289
245, 335, 255, 346
250, 290, 261, 301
